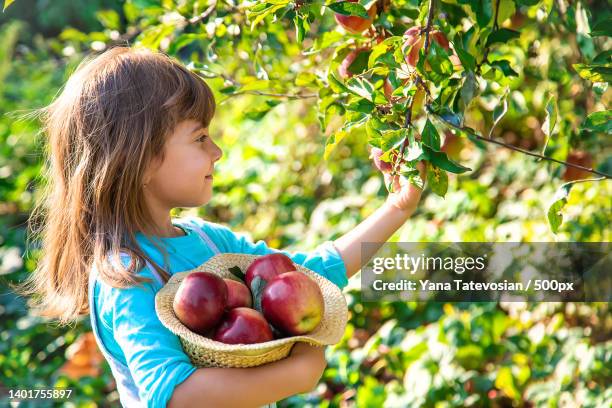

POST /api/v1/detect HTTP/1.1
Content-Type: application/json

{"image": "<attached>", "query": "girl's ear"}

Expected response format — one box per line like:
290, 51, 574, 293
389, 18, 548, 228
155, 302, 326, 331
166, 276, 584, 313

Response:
143, 153, 164, 186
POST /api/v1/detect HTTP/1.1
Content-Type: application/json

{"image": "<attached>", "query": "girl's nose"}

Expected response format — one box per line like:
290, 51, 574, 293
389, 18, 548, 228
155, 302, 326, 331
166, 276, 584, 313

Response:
213, 143, 223, 162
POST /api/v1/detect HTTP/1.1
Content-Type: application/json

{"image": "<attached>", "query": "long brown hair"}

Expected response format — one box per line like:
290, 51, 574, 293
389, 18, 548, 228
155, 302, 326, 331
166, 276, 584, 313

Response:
18, 46, 216, 326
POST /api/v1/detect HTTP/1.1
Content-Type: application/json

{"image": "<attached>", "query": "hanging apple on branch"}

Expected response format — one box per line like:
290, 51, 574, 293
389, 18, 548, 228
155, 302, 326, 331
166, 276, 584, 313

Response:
242, 0, 611, 232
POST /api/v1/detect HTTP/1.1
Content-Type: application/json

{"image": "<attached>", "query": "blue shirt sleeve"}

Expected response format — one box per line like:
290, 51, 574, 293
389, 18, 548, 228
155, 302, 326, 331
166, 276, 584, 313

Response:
191, 217, 348, 289
100, 265, 196, 407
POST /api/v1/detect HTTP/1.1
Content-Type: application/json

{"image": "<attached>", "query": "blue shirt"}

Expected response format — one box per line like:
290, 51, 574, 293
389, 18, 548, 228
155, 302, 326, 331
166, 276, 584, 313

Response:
92, 216, 348, 407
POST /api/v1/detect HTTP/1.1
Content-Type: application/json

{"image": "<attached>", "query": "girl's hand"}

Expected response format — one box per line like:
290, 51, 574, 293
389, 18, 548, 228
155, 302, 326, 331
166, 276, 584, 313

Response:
289, 342, 327, 392
383, 161, 427, 216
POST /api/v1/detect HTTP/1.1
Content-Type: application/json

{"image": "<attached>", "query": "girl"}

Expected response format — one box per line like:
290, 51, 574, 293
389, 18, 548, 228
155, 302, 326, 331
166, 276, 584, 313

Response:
22, 46, 424, 408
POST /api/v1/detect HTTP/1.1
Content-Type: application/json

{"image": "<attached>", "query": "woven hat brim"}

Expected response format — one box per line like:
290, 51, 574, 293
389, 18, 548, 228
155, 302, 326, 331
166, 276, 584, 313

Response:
155, 253, 348, 367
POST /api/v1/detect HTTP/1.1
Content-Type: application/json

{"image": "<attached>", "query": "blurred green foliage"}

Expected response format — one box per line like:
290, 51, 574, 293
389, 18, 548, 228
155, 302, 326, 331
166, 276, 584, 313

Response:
1, 0, 611, 407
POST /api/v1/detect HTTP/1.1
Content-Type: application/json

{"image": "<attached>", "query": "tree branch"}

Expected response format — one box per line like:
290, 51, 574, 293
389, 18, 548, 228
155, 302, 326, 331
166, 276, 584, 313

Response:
476, 0, 501, 73
469, 131, 611, 179
188, 0, 218, 24
423, 0, 436, 53
224, 91, 318, 100
390, 0, 437, 184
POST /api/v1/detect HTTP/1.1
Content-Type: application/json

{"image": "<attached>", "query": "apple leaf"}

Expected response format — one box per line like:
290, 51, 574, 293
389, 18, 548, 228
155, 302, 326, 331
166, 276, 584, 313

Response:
247, 3, 288, 31
250, 276, 267, 313
573, 63, 612, 83
489, 88, 509, 138
346, 76, 375, 102
590, 17, 612, 37
228, 266, 246, 282
270, 325, 284, 339
453, 40, 476, 72
324, 130, 347, 160
583, 110, 611, 133
427, 162, 448, 197
430, 106, 464, 129
423, 145, 471, 174
244, 100, 282, 121
490, 59, 519, 77
3, 0, 15, 12
293, 14, 306, 44
460, 71, 479, 108
422, 119, 441, 151
486, 28, 521, 46
540, 95, 558, 156
327, 1, 369, 18
547, 182, 574, 233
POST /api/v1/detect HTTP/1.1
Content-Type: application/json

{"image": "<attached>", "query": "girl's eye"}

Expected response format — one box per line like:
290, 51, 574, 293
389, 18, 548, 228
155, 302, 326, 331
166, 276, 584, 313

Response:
197, 134, 208, 142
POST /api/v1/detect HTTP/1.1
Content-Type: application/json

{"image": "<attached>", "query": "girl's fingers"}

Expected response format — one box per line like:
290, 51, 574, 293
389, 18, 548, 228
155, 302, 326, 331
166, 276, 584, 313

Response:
383, 171, 401, 193
416, 161, 427, 181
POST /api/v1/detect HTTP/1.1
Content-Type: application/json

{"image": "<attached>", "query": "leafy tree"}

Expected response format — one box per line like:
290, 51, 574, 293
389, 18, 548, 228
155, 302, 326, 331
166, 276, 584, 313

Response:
1, 0, 610, 406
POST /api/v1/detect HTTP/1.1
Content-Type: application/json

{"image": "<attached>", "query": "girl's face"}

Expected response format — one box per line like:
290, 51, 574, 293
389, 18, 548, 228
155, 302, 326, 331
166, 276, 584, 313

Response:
144, 119, 223, 210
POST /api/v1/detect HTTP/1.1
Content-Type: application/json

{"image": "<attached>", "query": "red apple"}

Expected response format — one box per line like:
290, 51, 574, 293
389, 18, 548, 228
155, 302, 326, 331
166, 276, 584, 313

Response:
223, 278, 252, 309
213, 307, 274, 344
334, 0, 377, 34
441, 131, 464, 161
562, 150, 593, 181
339, 48, 368, 79
403, 26, 461, 70
173, 272, 227, 335
261, 271, 324, 336
245, 253, 296, 289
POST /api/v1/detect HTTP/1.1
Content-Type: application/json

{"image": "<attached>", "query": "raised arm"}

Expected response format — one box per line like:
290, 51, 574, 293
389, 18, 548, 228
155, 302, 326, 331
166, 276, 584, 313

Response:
168, 342, 326, 408
333, 164, 426, 279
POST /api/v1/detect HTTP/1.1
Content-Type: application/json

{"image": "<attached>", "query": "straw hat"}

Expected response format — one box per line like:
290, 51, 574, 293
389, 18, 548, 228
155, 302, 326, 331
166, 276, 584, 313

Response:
155, 253, 348, 368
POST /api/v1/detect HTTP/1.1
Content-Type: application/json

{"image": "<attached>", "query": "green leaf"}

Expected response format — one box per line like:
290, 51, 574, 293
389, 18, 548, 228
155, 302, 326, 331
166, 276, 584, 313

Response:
423, 146, 471, 174
590, 17, 612, 37
453, 40, 476, 71
239, 78, 272, 92
294, 13, 306, 44
486, 28, 520, 46
425, 42, 454, 79
422, 119, 441, 151
305, 31, 344, 54
244, 100, 282, 121
3, 0, 15, 12
431, 106, 464, 129
347, 98, 376, 113
96, 10, 121, 30
324, 130, 347, 160
295, 71, 318, 87
249, 3, 288, 31
228, 266, 246, 282
251, 276, 267, 313
366, 116, 397, 140
368, 42, 390, 68
495, 366, 520, 400
328, 72, 350, 93
460, 71, 478, 108
346, 76, 375, 101
427, 162, 448, 197
327, 1, 369, 18
540, 96, 558, 155
583, 110, 612, 133
573, 63, 612, 83
490, 59, 519, 77
489, 88, 509, 138
547, 182, 573, 234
